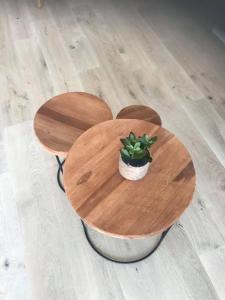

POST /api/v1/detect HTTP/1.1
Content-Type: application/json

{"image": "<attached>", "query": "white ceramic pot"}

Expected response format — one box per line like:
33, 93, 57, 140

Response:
119, 155, 150, 181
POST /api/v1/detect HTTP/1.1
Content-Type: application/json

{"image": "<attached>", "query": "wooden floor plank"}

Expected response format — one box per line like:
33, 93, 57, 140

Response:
200, 246, 225, 300
139, 0, 225, 120
182, 98, 225, 168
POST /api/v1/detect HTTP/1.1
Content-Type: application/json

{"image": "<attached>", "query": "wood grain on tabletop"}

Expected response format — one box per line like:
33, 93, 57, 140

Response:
116, 105, 162, 126
33, 92, 113, 157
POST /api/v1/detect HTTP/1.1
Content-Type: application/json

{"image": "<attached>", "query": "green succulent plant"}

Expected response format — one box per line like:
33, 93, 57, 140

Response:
120, 132, 157, 163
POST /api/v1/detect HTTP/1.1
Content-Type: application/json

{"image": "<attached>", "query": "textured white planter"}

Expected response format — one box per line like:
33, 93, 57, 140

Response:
119, 155, 150, 181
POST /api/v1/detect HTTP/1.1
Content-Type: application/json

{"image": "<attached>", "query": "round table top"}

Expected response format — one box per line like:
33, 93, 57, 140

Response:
116, 105, 162, 126
64, 119, 196, 238
33, 92, 113, 157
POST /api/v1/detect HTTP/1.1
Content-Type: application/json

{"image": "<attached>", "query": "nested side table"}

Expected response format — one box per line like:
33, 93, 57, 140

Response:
34, 92, 113, 191
116, 105, 162, 126
63, 119, 196, 263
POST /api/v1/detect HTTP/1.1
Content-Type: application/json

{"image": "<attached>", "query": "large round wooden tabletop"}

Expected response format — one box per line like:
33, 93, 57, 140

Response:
64, 119, 196, 238
33, 92, 113, 157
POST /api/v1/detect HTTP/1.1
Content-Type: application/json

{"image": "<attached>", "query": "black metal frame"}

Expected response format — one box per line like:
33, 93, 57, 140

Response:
81, 220, 171, 264
56, 156, 65, 192
55, 155, 172, 263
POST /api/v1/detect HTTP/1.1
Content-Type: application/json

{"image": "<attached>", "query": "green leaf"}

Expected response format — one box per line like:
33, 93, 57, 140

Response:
126, 144, 134, 151
144, 134, 149, 141
138, 134, 149, 146
129, 132, 136, 143
121, 148, 130, 157
120, 138, 131, 146
134, 142, 141, 149
148, 136, 157, 145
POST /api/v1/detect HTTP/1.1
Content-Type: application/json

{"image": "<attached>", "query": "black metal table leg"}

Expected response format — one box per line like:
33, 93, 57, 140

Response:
56, 155, 65, 192
81, 220, 172, 264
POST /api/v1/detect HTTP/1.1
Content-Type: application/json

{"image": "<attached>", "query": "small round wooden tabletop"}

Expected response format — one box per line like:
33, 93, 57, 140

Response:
116, 105, 162, 126
64, 119, 196, 239
33, 92, 113, 157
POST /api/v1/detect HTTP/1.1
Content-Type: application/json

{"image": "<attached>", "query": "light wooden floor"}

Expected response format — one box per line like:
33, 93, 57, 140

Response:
1, 0, 225, 299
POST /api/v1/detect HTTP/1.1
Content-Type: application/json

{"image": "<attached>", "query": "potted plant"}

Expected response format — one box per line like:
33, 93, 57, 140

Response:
119, 132, 157, 180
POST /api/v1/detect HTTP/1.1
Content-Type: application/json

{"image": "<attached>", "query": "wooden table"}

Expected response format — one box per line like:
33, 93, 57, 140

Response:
34, 92, 113, 157
116, 105, 162, 126
64, 119, 196, 262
